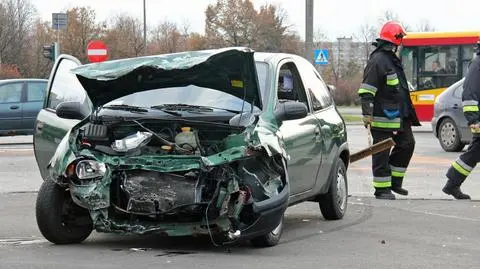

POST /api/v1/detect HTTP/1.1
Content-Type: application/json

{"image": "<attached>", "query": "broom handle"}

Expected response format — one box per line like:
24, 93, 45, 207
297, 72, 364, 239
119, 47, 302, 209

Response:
367, 124, 372, 147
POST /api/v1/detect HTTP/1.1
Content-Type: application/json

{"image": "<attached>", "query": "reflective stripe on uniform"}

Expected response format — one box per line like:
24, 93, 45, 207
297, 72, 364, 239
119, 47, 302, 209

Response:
462, 100, 479, 106
462, 100, 479, 112
371, 116, 401, 129
452, 158, 473, 177
358, 83, 377, 96
391, 165, 407, 178
463, 106, 479, 112
452, 161, 471, 177
386, 74, 399, 86
373, 176, 391, 188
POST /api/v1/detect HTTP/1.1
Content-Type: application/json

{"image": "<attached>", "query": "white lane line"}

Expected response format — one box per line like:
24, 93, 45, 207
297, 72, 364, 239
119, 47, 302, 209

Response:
349, 201, 480, 222
0, 238, 48, 246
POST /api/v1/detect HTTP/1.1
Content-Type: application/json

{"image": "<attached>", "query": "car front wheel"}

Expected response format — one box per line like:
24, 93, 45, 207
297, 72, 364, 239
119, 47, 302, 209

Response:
250, 215, 284, 247
36, 180, 93, 244
319, 158, 348, 220
438, 118, 465, 152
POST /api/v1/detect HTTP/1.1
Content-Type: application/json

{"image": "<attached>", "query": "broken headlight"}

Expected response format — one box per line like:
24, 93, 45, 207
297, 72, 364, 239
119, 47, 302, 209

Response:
76, 160, 106, 180
112, 131, 153, 152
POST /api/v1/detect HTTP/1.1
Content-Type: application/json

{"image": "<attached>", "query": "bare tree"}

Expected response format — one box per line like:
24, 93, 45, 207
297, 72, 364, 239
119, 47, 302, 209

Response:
149, 20, 182, 54
416, 19, 436, 32
377, 9, 411, 31
0, 0, 36, 72
205, 0, 258, 48
60, 7, 102, 62
356, 21, 377, 66
104, 14, 145, 58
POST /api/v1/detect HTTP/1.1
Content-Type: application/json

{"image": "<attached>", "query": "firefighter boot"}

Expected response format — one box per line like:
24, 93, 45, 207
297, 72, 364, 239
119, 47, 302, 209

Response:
391, 177, 408, 196
374, 188, 396, 200
442, 178, 470, 200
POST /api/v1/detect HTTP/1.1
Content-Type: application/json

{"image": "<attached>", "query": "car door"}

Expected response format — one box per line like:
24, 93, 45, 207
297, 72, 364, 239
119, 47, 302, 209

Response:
22, 81, 47, 132
34, 55, 88, 180
451, 83, 470, 135
296, 59, 340, 190
0, 82, 25, 133
276, 60, 322, 195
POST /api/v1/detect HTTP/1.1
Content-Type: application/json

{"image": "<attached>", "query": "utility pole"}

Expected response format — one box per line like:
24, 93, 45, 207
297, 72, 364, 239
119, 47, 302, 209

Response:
305, 0, 314, 63
143, 0, 147, 55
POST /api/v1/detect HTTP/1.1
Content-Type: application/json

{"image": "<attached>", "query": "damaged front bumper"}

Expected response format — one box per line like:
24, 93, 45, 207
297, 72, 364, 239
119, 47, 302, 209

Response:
48, 134, 289, 242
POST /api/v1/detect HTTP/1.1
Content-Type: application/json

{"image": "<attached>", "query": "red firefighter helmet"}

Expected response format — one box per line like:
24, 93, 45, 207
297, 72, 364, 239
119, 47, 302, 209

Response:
378, 21, 407, 46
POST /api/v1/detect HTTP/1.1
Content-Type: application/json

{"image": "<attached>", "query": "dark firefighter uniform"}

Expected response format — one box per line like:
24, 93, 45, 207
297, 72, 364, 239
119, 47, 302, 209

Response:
443, 46, 480, 200
358, 41, 421, 200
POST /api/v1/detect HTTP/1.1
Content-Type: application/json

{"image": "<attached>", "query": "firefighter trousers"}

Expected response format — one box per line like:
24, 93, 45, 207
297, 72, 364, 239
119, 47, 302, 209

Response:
446, 136, 480, 186
371, 121, 415, 192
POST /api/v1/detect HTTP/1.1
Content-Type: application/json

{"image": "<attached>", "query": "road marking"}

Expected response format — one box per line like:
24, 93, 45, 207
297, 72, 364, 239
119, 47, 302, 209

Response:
350, 202, 480, 222
0, 238, 48, 246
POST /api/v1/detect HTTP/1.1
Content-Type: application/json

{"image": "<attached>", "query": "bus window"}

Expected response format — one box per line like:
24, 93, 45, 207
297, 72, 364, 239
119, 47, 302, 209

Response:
462, 45, 475, 76
417, 46, 459, 90
401, 47, 417, 91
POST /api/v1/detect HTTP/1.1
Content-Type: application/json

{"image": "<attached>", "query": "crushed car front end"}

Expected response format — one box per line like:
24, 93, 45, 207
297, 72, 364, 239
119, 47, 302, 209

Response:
48, 118, 288, 242
43, 47, 289, 244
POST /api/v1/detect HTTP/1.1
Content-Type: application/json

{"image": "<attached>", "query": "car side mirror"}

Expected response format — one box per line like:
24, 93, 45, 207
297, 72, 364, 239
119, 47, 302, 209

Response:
56, 101, 90, 120
275, 101, 308, 125
327, 84, 335, 93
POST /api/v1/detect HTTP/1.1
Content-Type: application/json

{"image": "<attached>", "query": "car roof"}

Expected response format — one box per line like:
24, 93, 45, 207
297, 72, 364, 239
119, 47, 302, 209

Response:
0, 78, 48, 84
254, 52, 304, 64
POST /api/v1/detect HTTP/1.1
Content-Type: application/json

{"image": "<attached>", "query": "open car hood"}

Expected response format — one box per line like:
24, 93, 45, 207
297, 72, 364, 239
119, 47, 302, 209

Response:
71, 47, 262, 109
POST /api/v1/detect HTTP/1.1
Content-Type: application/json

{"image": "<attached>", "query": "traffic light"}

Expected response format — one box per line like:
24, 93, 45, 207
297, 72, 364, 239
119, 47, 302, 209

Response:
42, 43, 55, 61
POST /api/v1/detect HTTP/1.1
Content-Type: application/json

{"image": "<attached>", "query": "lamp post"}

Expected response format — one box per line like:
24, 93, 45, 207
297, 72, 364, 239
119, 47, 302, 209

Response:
305, 0, 314, 63
143, 0, 147, 55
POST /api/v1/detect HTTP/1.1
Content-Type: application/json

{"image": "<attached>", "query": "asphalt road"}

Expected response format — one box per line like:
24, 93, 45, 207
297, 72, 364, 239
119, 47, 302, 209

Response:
1, 127, 480, 268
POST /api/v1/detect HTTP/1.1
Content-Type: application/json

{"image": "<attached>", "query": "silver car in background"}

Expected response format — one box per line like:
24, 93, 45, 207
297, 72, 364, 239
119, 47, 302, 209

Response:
432, 78, 471, 152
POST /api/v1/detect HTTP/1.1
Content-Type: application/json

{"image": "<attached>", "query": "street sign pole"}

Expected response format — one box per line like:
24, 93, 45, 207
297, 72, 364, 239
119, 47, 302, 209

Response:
52, 13, 67, 60
54, 42, 60, 60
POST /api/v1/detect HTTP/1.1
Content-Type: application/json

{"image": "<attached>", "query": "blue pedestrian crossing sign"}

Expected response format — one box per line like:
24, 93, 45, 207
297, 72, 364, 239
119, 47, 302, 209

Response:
314, 49, 328, 65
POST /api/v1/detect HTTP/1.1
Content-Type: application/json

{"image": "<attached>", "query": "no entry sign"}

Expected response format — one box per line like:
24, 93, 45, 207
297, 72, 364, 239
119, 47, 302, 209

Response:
87, 40, 108, 63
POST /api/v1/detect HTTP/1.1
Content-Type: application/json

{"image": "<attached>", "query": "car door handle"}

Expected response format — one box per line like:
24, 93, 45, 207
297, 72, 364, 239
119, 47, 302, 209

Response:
36, 121, 44, 131
452, 104, 459, 109
10, 105, 19, 110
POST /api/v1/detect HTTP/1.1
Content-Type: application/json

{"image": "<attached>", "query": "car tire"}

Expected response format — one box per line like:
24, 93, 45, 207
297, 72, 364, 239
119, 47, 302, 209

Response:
438, 118, 465, 152
319, 158, 348, 220
36, 180, 93, 244
250, 215, 284, 247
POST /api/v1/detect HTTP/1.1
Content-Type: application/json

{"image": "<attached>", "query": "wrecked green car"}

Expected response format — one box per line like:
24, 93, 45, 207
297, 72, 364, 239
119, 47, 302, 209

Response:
33, 47, 350, 247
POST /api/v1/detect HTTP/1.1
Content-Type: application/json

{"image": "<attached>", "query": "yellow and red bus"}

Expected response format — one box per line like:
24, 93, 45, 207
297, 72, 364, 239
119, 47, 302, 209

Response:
400, 31, 480, 121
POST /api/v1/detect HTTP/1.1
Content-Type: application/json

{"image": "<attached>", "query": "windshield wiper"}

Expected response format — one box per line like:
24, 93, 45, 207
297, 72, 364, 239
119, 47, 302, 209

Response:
151, 104, 240, 114
149, 106, 182, 116
102, 104, 148, 113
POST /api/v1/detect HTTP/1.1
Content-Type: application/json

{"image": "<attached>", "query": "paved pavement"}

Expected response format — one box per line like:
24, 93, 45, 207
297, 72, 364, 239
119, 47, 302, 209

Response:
0, 135, 32, 145
1, 124, 480, 268
0, 193, 479, 269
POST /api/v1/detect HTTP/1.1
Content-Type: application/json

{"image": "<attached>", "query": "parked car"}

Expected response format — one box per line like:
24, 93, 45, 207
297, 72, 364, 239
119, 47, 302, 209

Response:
432, 78, 471, 152
0, 78, 48, 135
33, 48, 350, 247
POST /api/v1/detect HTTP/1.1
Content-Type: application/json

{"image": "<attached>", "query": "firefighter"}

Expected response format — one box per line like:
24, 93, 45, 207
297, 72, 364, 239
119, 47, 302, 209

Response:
442, 41, 480, 200
358, 21, 421, 200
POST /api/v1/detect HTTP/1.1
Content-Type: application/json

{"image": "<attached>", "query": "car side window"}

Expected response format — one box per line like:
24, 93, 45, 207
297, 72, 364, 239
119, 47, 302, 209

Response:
297, 58, 333, 111
47, 59, 86, 110
27, 82, 47, 102
276, 61, 310, 110
453, 84, 463, 99
0, 83, 23, 104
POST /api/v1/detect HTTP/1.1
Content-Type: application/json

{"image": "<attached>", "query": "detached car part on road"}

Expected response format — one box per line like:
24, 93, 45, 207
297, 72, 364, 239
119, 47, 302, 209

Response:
34, 48, 350, 247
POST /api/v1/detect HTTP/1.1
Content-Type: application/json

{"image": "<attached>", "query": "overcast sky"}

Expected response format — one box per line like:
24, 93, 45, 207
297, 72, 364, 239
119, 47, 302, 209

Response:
31, 0, 479, 40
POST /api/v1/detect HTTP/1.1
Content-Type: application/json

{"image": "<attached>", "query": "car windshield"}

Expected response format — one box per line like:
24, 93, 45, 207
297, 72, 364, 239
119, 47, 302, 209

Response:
103, 62, 269, 113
